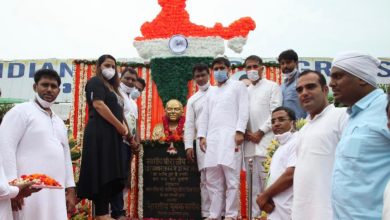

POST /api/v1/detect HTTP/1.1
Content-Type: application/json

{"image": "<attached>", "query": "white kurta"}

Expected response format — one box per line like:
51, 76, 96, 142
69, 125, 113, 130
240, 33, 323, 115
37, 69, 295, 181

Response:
119, 86, 138, 120
184, 86, 215, 171
0, 102, 75, 220
292, 105, 347, 220
0, 154, 19, 220
268, 132, 298, 220
245, 79, 282, 157
119, 89, 138, 137
184, 86, 215, 217
198, 79, 249, 171
244, 79, 282, 217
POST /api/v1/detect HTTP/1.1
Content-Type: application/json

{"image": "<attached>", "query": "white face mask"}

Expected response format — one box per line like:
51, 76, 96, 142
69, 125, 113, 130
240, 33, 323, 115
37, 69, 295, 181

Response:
102, 68, 116, 80
130, 89, 141, 100
274, 130, 293, 144
247, 70, 260, 81
198, 82, 210, 91
283, 68, 297, 78
120, 83, 134, 94
35, 93, 55, 109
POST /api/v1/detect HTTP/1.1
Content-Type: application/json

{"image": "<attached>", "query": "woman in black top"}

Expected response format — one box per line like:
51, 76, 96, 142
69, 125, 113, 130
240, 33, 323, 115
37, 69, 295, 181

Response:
77, 54, 128, 220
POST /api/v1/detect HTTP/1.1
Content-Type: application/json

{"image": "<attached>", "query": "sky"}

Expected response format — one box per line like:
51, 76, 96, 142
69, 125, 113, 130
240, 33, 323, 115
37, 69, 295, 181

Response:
0, 0, 389, 60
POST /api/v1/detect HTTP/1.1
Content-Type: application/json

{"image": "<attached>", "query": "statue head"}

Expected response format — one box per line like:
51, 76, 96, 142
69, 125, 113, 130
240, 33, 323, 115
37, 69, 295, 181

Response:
165, 99, 184, 122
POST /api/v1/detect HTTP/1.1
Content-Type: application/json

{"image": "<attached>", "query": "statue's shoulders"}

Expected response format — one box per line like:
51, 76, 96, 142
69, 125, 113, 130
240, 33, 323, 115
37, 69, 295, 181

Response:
152, 123, 164, 141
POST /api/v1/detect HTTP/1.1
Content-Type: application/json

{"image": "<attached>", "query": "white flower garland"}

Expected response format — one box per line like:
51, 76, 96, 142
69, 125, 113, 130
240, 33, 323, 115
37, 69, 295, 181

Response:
138, 145, 144, 219
227, 36, 248, 53
140, 68, 147, 140
134, 36, 225, 59
146, 71, 153, 140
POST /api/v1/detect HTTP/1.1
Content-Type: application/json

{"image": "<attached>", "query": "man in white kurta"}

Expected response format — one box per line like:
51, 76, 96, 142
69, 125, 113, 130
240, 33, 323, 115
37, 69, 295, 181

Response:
243, 55, 282, 217
198, 57, 249, 220
184, 64, 215, 218
267, 132, 297, 220
0, 69, 75, 220
292, 70, 347, 220
256, 106, 298, 220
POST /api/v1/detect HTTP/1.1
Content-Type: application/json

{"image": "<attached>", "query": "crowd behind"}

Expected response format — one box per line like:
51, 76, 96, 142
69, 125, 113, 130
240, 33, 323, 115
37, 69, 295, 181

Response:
0, 50, 389, 220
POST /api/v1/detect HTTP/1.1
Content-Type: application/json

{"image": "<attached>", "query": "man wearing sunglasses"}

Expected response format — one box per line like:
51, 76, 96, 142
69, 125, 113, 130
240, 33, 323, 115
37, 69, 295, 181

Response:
291, 70, 347, 220
243, 55, 282, 217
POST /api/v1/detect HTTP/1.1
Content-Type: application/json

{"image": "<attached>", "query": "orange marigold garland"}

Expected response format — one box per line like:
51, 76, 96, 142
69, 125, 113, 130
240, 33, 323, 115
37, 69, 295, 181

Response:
161, 115, 185, 155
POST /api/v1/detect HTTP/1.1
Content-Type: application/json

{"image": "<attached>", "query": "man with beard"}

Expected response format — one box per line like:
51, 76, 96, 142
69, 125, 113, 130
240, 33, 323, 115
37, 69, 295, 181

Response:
278, 49, 306, 119
0, 69, 76, 220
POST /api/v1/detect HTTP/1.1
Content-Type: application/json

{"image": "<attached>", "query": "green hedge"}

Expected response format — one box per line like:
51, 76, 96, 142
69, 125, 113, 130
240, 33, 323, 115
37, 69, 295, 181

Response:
150, 57, 213, 106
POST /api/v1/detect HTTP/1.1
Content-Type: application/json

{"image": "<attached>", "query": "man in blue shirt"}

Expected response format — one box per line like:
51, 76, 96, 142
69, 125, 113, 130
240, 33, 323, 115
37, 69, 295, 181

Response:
330, 52, 390, 220
278, 49, 307, 119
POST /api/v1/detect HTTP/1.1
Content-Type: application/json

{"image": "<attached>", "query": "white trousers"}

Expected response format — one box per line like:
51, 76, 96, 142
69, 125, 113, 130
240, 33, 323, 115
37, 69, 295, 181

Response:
206, 165, 240, 219
200, 168, 211, 217
244, 156, 267, 217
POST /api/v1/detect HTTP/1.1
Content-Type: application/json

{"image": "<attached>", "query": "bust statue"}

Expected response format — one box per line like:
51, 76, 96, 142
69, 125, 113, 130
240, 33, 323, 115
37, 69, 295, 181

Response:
152, 99, 185, 143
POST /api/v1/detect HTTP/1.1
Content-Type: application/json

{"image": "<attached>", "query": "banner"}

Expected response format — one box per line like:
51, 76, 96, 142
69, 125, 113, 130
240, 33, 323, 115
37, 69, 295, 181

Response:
0, 59, 74, 102
1, 57, 389, 103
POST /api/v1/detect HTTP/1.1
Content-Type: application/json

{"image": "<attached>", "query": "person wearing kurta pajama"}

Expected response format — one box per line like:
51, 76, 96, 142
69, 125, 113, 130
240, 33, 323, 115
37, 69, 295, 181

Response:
198, 78, 249, 219
244, 77, 282, 217
184, 84, 215, 218
0, 101, 75, 220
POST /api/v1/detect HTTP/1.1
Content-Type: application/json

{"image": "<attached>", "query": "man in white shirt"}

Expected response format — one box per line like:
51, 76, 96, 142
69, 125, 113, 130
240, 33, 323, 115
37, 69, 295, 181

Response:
184, 63, 214, 219
0, 154, 39, 220
0, 69, 76, 220
243, 55, 282, 217
256, 106, 297, 220
291, 70, 347, 220
198, 57, 249, 220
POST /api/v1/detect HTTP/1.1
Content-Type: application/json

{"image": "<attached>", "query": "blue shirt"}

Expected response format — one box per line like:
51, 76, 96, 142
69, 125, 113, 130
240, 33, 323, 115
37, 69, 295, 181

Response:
332, 89, 390, 220
281, 72, 307, 119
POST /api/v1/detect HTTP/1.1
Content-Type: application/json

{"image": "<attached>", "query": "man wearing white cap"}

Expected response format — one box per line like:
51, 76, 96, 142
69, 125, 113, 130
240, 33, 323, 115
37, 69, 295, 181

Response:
330, 52, 390, 220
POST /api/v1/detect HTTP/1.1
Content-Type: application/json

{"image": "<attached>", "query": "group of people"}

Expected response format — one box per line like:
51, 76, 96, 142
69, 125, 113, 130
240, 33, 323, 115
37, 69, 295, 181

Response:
183, 50, 390, 220
0, 50, 389, 220
0, 54, 146, 220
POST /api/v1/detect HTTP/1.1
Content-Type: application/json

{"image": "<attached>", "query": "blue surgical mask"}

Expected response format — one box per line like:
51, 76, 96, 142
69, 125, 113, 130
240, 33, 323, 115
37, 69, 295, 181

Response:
214, 70, 228, 83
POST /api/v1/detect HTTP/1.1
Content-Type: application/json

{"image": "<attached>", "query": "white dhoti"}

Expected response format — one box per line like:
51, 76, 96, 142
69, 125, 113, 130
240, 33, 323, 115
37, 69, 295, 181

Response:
244, 156, 267, 217
206, 165, 240, 219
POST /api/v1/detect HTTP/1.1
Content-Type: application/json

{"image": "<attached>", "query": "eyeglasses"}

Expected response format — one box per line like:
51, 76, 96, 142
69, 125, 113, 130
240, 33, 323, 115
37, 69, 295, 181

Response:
271, 117, 291, 124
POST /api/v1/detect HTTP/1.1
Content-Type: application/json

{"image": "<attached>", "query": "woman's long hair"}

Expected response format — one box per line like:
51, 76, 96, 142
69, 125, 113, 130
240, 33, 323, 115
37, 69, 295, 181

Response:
95, 54, 122, 98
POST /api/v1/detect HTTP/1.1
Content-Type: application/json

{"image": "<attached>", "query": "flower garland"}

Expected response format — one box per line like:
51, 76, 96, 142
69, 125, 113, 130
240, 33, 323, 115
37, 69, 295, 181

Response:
135, 0, 255, 41
161, 115, 185, 155
295, 118, 307, 130
262, 139, 280, 184
133, 0, 256, 59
